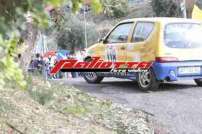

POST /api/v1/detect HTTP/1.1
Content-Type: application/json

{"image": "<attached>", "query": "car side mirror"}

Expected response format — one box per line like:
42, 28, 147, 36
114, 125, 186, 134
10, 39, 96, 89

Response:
98, 38, 108, 44
98, 38, 104, 43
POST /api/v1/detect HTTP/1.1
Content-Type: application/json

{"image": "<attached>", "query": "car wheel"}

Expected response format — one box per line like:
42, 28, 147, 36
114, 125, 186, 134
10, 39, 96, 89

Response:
83, 72, 104, 84
194, 79, 202, 86
83, 57, 104, 84
137, 69, 160, 90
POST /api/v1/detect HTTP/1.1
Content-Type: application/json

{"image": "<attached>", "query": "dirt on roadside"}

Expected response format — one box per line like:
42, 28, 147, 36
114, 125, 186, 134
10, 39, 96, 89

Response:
0, 77, 156, 134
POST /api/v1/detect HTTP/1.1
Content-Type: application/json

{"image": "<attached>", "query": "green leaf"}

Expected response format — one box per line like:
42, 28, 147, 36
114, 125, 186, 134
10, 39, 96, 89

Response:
91, 0, 103, 14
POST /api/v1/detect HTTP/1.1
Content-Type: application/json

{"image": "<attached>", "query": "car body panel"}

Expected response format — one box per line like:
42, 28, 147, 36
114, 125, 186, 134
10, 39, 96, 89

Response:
126, 21, 160, 62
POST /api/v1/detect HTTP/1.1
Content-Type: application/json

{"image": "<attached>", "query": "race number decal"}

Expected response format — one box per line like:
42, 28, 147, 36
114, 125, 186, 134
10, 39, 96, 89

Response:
106, 45, 117, 62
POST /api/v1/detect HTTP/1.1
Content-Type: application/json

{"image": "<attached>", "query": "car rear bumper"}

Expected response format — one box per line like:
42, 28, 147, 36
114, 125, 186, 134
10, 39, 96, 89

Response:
153, 61, 202, 81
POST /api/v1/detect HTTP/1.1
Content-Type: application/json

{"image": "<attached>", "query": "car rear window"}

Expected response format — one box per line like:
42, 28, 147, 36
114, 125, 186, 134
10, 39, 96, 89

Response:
164, 23, 202, 49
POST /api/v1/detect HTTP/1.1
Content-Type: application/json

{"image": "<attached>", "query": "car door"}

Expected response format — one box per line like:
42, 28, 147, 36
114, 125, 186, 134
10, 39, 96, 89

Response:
126, 21, 156, 62
103, 22, 134, 63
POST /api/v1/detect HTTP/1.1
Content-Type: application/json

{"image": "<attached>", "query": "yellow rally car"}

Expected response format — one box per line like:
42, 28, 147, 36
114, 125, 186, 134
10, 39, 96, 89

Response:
83, 17, 202, 90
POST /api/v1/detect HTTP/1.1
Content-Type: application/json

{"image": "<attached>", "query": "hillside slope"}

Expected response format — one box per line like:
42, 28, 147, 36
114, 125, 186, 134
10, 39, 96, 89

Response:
0, 77, 154, 134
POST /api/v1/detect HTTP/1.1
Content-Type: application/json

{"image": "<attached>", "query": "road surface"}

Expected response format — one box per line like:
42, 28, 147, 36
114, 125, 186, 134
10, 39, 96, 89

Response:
61, 78, 202, 134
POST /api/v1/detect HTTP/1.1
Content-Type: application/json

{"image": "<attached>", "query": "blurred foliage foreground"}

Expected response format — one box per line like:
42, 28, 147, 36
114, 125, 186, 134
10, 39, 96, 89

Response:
0, 77, 154, 134
0, 0, 102, 89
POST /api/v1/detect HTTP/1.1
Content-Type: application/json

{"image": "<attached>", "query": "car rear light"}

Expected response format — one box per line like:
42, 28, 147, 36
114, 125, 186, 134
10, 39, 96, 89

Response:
155, 57, 179, 63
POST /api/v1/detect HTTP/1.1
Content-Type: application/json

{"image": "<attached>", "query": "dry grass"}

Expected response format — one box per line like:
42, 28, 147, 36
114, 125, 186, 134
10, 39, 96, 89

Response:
0, 76, 155, 134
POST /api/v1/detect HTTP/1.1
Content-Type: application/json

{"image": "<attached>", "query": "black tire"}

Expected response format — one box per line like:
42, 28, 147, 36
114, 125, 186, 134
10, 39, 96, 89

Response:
83, 72, 104, 84
194, 79, 202, 86
137, 69, 160, 90
83, 57, 104, 84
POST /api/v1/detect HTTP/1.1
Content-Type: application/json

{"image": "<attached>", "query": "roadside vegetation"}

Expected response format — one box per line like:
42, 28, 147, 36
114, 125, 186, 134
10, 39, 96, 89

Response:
53, 13, 99, 51
100, 0, 129, 18
151, 0, 182, 17
0, 76, 154, 133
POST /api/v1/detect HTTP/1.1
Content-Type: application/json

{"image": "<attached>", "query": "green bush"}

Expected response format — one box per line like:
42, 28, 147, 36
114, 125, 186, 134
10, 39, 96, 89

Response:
57, 14, 99, 51
28, 86, 54, 105
152, 0, 182, 17
101, 0, 128, 18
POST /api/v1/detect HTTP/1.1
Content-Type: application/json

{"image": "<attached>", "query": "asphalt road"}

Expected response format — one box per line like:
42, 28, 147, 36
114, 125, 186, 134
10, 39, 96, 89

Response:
61, 77, 202, 134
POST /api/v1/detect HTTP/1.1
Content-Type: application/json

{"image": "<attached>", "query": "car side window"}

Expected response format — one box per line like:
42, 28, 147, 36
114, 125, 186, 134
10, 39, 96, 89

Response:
132, 22, 154, 42
106, 23, 133, 44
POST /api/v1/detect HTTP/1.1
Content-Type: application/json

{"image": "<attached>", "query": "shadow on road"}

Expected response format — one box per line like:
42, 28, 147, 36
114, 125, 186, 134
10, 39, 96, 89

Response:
100, 80, 198, 92
64, 78, 198, 93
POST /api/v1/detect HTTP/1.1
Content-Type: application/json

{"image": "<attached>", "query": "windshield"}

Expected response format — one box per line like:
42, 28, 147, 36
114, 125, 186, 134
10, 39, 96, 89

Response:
164, 23, 202, 49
